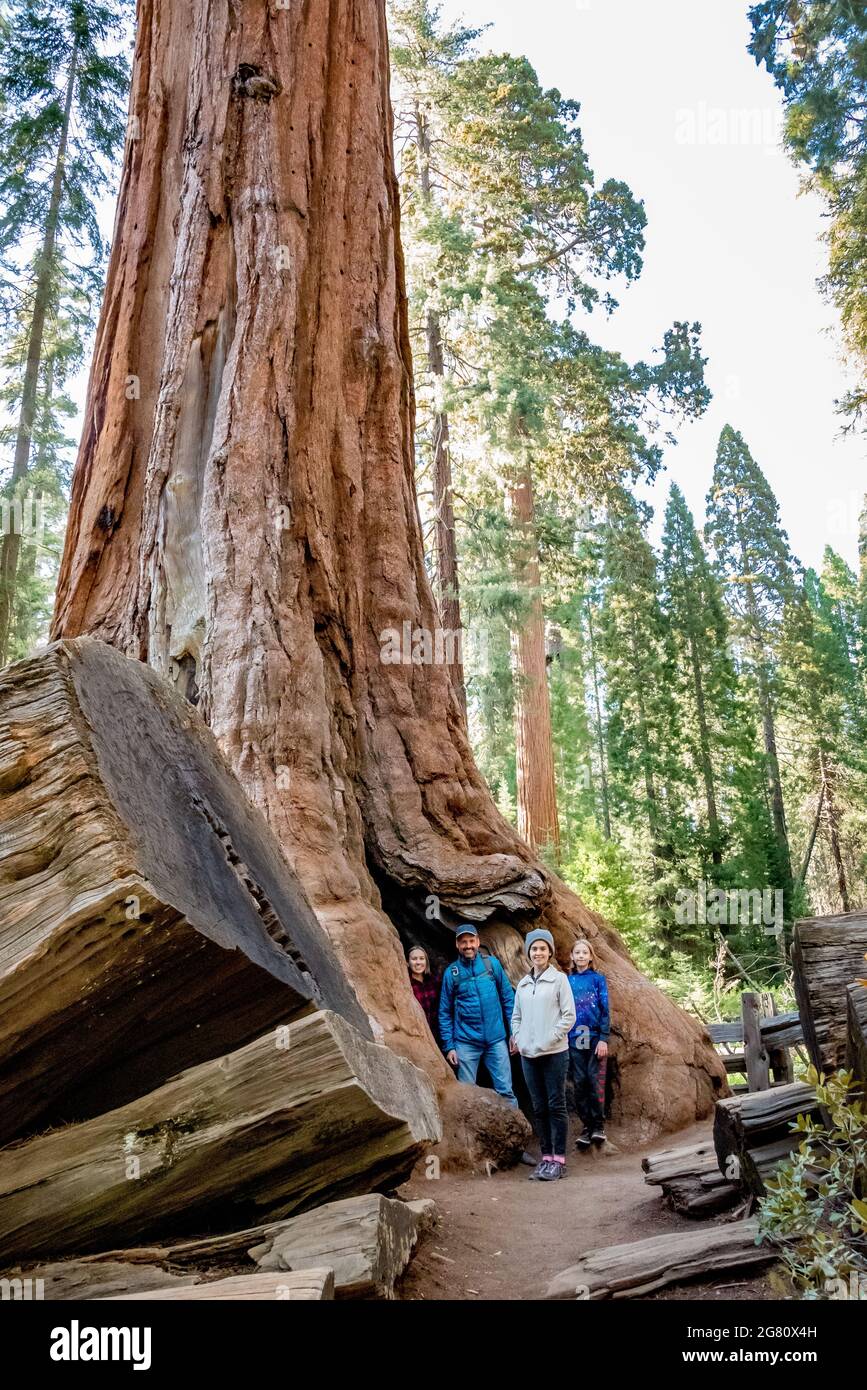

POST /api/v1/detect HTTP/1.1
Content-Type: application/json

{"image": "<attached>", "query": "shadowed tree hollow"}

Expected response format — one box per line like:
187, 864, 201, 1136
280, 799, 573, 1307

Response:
51, 0, 725, 1141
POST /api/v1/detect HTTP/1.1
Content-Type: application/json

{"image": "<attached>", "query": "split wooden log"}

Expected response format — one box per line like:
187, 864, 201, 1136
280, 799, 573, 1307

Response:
847, 984, 867, 1093
713, 1081, 819, 1196
0, 638, 372, 1146
792, 913, 867, 1072
103, 1270, 335, 1301
545, 1218, 775, 1300
13, 1196, 438, 1301
0, 1010, 440, 1263
642, 1137, 740, 1218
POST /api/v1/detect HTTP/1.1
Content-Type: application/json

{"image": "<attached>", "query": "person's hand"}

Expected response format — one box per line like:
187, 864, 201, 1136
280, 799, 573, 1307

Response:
596, 1040, 609, 1058
509, 1036, 519, 1055
447, 1049, 458, 1068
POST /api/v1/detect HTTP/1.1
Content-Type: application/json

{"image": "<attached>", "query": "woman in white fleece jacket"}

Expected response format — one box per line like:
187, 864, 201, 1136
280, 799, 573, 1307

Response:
510, 928, 576, 1182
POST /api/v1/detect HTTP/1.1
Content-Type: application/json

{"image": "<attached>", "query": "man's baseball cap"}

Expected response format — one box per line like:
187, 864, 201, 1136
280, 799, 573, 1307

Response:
454, 924, 479, 939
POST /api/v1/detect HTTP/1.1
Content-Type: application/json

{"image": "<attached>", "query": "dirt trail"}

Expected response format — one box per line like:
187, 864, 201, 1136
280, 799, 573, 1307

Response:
399, 1117, 777, 1301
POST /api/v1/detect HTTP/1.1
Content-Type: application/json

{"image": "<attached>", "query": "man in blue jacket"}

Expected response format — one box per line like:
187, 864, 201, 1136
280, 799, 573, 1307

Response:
438, 925, 518, 1107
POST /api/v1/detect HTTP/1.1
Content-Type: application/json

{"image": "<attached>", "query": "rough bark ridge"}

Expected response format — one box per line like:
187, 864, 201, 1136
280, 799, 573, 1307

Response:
51, 0, 724, 1139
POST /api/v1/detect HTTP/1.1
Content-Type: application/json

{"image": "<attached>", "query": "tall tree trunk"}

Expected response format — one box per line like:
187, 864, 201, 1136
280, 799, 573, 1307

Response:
507, 462, 560, 860
0, 44, 77, 667
586, 600, 611, 839
413, 105, 465, 713
51, 0, 723, 1140
687, 630, 723, 868
819, 749, 850, 913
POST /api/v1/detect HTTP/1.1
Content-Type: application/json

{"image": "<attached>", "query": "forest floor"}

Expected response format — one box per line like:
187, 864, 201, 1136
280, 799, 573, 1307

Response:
398, 1117, 779, 1302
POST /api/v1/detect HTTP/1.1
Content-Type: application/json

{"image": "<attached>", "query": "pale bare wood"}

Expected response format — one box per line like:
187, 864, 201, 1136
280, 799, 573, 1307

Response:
102, 1269, 335, 1301
545, 1219, 775, 1300
792, 913, 867, 1071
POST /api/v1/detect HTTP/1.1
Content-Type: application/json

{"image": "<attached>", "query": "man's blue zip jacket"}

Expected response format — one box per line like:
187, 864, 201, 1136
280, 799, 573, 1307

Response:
438, 952, 516, 1052
567, 968, 610, 1045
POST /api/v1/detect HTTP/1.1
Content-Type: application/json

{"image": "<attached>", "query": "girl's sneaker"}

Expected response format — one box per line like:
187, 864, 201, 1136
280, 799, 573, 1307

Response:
591, 1129, 606, 1145
537, 1160, 565, 1181
575, 1129, 592, 1149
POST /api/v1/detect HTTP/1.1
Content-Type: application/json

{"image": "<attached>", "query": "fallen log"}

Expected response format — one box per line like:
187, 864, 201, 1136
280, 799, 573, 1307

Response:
847, 984, 867, 1093
13, 1195, 437, 1301
642, 1138, 740, 1218
545, 1218, 775, 1300
0, 638, 369, 1144
713, 1081, 818, 1196
103, 1270, 335, 1301
642, 1138, 739, 1217
792, 913, 867, 1072
0, 1010, 440, 1263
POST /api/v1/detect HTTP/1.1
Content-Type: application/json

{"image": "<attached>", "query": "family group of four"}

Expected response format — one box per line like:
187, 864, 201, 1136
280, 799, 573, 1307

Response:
407, 926, 610, 1182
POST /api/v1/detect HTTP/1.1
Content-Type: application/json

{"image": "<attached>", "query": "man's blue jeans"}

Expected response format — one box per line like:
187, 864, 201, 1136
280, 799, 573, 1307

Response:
455, 1039, 518, 1107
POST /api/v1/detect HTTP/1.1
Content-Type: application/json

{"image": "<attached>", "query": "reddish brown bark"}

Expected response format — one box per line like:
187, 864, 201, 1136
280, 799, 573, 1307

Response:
52, 0, 724, 1141
507, 465, 560, 860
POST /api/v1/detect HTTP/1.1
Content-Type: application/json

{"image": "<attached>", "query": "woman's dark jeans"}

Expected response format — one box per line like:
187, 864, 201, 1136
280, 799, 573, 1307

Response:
568, 1040, 604, 1132
520, 1050, 569, 1156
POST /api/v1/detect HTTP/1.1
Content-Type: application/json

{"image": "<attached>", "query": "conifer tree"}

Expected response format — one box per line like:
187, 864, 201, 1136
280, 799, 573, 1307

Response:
0, 0, 129, 664
705, 425, 796, 899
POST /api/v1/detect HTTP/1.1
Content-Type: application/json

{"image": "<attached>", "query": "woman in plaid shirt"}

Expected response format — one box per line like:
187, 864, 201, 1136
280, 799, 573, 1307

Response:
407, 946, 441, 1043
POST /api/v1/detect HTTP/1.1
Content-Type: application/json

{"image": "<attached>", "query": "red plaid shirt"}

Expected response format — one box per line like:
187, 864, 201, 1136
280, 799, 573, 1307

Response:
410, 972, 440, 1040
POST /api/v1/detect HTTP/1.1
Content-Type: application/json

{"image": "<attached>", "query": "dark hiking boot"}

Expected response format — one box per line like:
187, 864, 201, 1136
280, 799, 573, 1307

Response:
575, 1129, 592, 1149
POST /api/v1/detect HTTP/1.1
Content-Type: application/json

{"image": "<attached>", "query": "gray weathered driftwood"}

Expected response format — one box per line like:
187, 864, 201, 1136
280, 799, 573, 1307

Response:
0, 638, 369, 1144
792, 913, 867, 1072
713, 1081, 818, 1196
642, 1138, 740, 1217
102, 1270, 335, 1301
847, 983, 867, 1092
0, 1010, 440, 1262
545, 1218, 774, 1300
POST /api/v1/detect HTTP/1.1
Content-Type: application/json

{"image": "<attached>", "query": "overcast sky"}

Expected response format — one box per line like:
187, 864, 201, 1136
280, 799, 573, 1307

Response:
436, 0, 865, 573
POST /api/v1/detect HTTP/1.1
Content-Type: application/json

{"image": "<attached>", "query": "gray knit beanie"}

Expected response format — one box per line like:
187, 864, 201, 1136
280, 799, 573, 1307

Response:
524, 928, 555, 955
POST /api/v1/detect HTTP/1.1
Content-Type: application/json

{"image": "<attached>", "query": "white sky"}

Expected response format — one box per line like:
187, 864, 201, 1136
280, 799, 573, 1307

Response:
436, 0, 866, 573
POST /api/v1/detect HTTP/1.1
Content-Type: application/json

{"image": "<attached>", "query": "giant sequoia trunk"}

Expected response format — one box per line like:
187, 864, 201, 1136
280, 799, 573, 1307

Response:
50, 0, 725, 1140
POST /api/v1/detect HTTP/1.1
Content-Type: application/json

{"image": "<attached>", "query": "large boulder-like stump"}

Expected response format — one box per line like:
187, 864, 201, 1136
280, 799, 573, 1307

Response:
792, 913, 867, 1072
0, 638, 369, 1143
0, 1010, 440, 1262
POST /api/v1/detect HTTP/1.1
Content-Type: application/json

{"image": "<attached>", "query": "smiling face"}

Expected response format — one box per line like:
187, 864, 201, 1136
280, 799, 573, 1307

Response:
529, 940, 552, 970
571, 940, 592, 972
408, 947, 428, 977
457, 932, 479, 960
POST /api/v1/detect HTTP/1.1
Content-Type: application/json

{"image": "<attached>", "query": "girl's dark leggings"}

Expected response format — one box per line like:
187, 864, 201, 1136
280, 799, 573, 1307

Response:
569, 1041, 605, 1131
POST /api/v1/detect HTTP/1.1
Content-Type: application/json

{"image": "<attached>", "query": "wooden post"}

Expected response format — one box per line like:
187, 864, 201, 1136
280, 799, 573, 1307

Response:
742, 992, 770, 1092
763, 993, 794, 1086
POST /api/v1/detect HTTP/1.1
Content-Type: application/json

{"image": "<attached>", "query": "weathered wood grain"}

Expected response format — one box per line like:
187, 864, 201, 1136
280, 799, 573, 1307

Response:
792, 913, 867, 1071
713, 1081, 818, 1195
102, 1269, 335, 1301
846, 984, 867, 1092
0, 638, 369, 1144
545, 1219, 775, 1300
0, 1010, 440, 1262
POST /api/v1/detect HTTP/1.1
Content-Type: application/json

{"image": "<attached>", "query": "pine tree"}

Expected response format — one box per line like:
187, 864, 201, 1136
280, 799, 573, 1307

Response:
0, 0, 129, 665
705, 425, 796, 900
598, 492, 686, 940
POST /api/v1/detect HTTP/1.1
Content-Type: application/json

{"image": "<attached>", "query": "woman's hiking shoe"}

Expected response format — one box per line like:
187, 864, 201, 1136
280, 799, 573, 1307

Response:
575, 1130, 592, 1150
591, 1129, 606, 1145
528, 1161, 548, 1180
537, 1160, 564, 1180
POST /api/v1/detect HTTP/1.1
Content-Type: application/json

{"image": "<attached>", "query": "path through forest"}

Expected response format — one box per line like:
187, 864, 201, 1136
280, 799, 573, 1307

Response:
399, 1118, 776, 1302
